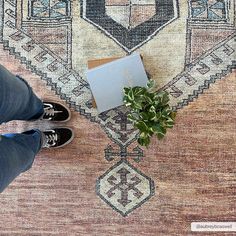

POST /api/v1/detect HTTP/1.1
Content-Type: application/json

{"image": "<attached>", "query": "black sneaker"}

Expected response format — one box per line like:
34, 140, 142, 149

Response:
42, 128, 74, 149
42, 101, 71, 122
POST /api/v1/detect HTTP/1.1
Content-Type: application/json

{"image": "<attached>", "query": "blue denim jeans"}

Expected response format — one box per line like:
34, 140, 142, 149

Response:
0, 64, 44, 193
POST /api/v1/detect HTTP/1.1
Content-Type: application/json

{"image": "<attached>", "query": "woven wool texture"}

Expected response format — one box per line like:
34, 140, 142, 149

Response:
0, 0, 235, 235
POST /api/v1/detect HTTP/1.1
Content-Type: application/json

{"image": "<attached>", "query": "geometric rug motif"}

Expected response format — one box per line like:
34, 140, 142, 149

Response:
29, 0, 70, 19
81, 0, 179, 51
0, 0, 235, 216
96, 159, 155, 216
186, 28, 235, 62
190, 0, 228, 21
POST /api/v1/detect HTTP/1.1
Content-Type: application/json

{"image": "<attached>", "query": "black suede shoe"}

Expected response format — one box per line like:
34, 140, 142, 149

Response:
42, 101, 71, 122
42, 128, 74, 148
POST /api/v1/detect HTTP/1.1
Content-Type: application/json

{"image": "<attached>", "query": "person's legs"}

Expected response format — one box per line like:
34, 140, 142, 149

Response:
0, 64, 73, 193
0, 129, 42, 193
0, 64, 44, 192
0, 64, 44, 124
0, 127, 74, 193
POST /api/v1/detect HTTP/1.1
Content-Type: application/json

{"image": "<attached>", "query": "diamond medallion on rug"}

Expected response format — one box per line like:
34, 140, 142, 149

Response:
96, 159, 155, 216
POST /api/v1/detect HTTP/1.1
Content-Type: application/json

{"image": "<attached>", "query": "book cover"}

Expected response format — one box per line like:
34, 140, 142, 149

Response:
86, 53, 148, 113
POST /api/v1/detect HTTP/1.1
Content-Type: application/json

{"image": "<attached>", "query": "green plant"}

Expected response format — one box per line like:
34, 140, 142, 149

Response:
123, 80, 176, 147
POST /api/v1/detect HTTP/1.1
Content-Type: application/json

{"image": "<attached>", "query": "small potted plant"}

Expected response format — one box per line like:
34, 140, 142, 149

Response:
123, 80, 176, 147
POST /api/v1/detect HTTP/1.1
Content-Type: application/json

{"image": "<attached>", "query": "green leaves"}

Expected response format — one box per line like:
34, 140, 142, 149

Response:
138, 133, 150, 147
135, 121, 149, 133
147, 79, 155, 89
123, 79, 176, 147
152, 124, 166, 140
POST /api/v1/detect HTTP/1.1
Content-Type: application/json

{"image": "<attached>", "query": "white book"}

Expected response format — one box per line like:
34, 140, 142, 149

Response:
86, 53, 148, 113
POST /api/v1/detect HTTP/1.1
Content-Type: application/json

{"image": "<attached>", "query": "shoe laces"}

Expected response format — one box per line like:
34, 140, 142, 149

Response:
43, 103, 63, 120
44, 130, 58, 148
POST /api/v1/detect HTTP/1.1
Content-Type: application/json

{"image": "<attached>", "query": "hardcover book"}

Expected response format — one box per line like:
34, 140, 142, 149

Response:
86, 53, 148, 113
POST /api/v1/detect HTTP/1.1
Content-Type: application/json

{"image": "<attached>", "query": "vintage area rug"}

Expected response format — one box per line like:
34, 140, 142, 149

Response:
0, 0, 236, 235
